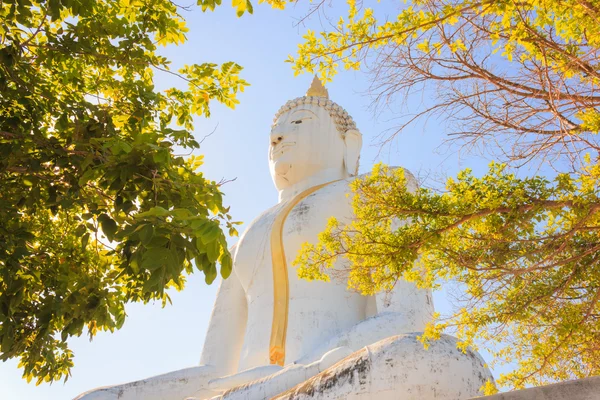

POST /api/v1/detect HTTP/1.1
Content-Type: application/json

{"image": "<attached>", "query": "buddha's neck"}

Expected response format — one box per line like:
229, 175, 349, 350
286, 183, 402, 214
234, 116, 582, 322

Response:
278, 167, 349, 203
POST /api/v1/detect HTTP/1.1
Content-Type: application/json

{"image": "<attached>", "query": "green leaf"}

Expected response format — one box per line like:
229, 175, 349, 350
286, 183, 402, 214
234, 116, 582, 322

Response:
204, 262, 217, 284
136, 207, 170, 218
152, 150, 169, 164
81, 233, 90, 250
219, 252, 232, 278
141, 247, 172, 271
145, 235, 170, 248
200, 223, 220, 244
195, 253, 210, 272
205, 239, 220, 263
98, 214, 118, 242
139, 224, 154, 245
75, 224, 86, 237
143, 270, 164, 292
130, 251, 141, 273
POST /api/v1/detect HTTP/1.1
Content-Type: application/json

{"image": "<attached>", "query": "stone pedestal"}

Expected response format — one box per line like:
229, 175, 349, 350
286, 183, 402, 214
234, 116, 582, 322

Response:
472, 376, 600, 400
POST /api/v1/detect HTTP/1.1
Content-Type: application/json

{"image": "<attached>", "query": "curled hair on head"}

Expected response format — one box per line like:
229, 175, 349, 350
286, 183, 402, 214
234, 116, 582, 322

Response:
273, 96, 358, 135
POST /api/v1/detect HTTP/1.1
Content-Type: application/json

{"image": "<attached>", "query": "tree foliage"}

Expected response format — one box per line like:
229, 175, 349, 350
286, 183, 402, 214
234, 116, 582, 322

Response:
289, 0, 600, 391
296, 163, 600, 390
290, 0, 600, 165
0, 0, 292, 385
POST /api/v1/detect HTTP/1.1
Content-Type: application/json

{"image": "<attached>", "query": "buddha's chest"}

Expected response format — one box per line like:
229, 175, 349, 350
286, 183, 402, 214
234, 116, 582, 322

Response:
232, 181, 358, 303
232, 206, 279, 294
233, 192, 334, 294
232, 181, 368, 368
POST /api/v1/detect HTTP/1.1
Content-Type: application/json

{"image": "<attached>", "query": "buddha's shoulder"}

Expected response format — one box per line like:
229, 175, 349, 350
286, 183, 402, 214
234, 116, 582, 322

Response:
310, 166, 417, 199
355, 166, 418, 183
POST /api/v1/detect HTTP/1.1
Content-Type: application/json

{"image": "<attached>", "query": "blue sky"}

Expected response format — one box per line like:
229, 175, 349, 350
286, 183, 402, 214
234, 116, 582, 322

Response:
0, 2, 503, 399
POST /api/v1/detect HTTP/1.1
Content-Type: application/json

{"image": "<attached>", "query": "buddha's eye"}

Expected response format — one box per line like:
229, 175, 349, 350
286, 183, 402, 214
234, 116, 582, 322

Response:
292, 120, 303, 124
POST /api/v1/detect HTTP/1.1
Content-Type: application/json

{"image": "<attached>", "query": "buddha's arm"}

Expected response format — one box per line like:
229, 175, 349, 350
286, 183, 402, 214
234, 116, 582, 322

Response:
372, 279, 434, 329
295, 280, 434, 365
199, 267, 248, 375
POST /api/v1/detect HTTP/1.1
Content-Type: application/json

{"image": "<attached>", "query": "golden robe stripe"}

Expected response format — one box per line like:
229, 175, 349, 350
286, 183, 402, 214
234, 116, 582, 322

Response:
269, 181, 339, 366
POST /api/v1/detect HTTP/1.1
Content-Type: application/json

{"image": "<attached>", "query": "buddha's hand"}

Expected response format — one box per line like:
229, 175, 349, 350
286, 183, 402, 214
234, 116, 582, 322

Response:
202, 347, 353, 398
197, 348, 356, 400
314, 346, 354, 371
207, 364, 284, 392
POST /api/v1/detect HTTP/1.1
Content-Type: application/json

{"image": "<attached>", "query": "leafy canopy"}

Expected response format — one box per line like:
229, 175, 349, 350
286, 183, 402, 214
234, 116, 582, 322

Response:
289, 0, 600, 392
290, 0, 600, 165
0, 0, 285, 385
296, 162, 600, 390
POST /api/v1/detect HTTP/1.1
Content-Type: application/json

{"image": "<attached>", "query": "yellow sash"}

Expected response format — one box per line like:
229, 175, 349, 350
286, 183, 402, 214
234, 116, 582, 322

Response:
268, 181, 338, 366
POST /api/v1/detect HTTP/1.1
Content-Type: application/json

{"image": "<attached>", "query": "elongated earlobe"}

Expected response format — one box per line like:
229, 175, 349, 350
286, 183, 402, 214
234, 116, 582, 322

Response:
343, 129, 362, 176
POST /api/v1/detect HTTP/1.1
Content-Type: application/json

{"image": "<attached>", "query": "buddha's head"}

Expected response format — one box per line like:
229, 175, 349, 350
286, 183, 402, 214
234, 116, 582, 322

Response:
269, 77, 363, 192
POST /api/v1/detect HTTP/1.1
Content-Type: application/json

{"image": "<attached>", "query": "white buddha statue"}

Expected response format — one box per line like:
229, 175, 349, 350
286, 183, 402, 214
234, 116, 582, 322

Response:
77, 78, 492, 400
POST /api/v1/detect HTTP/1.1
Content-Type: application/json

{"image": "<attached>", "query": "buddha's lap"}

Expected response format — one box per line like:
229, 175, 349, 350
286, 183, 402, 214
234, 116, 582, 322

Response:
218, 333, 492, 400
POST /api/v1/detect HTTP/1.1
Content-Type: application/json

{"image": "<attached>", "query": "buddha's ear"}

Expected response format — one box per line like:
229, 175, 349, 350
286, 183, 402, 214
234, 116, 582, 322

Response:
343, 129, 362, 176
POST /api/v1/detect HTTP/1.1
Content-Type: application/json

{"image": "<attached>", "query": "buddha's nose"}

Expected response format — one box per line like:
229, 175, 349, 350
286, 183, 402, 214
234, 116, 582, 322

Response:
270, 131, 284, 146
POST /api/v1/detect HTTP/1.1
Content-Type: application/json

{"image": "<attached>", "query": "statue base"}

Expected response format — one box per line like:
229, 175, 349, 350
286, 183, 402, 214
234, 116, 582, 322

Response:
215, 333, 493, 400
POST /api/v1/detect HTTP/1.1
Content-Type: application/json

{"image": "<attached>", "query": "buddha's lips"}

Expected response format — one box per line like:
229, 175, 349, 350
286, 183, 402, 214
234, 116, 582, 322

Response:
271, 142, 296, 160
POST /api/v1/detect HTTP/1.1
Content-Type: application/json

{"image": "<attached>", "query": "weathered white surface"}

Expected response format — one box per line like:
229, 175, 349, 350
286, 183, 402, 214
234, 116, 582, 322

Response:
472, 376, 600, 400
73, 366, 220, 400
199, 261, 247, 374
212, 347, 354, 400
208, 365, 283, 391
272, 334, 492, 400
76, 82, 491, 400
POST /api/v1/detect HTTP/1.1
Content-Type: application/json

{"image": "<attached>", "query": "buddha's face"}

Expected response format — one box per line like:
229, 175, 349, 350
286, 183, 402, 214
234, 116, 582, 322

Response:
269, 105, 345, 190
